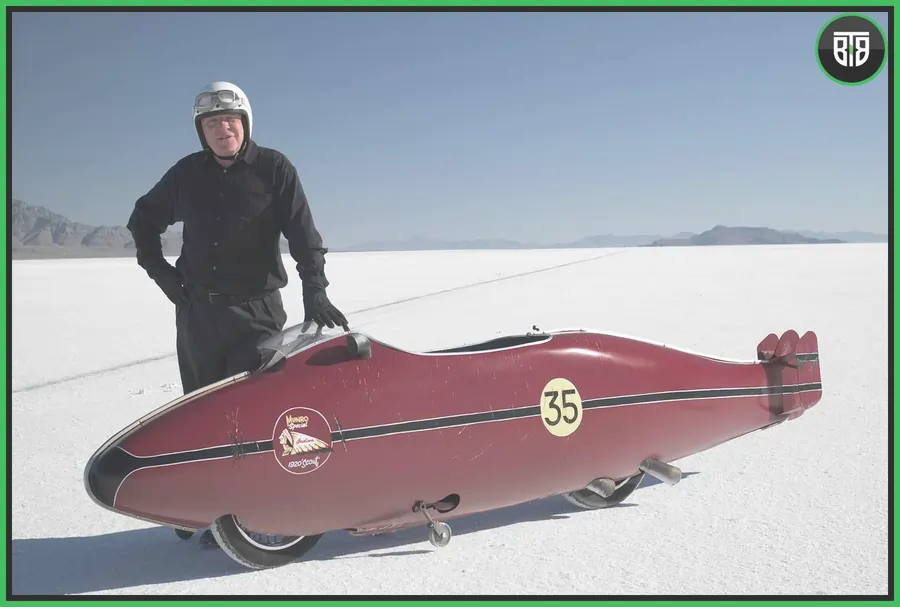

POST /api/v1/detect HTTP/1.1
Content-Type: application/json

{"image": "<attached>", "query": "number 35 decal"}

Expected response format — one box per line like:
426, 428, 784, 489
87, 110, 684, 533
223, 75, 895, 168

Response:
539, 378, 583, 437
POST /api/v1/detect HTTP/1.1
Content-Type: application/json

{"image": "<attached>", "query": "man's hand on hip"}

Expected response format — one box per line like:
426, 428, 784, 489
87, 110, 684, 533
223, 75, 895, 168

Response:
154, 265, 188, 306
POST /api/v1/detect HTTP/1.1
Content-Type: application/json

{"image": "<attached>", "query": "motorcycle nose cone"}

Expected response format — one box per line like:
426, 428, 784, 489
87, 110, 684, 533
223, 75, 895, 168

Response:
85, 446, 135, 508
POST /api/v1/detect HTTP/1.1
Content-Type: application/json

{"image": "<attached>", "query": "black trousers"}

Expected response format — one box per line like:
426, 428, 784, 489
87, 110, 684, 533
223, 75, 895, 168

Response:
175, 288, 288, 394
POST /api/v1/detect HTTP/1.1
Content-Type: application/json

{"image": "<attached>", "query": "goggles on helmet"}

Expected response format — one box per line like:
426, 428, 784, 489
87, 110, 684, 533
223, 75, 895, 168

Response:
194, 89, 245, 113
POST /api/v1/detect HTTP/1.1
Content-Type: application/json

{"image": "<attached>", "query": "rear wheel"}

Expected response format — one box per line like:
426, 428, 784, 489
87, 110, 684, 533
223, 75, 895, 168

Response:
210, 514, 323, 570
562, 472, 645, 509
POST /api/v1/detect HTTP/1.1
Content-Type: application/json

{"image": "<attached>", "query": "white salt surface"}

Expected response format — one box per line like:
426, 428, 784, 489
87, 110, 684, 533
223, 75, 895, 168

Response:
11, 243, 889, 595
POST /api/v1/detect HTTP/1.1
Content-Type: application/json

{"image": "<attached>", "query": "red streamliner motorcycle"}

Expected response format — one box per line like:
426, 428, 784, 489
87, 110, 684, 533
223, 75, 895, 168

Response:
84, 321, 823, 570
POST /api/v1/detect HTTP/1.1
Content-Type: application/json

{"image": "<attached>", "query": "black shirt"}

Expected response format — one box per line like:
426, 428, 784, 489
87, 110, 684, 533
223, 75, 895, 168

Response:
126, 140, 330, 295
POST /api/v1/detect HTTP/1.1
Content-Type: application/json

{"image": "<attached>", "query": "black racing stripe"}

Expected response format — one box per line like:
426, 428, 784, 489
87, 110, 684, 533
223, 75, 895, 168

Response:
761, 353, 819, 362
335, 406, 541, 441
89, 382, 824, 504
124, 440, 274, 468
87, 440, 273, 508
336, 383, 824, 441
581, 382, 823, 410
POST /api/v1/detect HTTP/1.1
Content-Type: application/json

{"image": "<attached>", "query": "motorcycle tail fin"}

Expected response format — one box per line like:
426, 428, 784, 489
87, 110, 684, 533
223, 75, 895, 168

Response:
756, 329, 800, 363
796, 331, 822, 411
756, 332, 779, 361
757, 329, 823, 418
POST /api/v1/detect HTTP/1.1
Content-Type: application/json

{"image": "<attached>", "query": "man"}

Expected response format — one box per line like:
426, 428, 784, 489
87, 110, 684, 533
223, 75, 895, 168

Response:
126, 81, 348, 547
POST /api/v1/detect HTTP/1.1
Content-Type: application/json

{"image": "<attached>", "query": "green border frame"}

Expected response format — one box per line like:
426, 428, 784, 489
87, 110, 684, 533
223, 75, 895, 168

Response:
2, 2, 893, 603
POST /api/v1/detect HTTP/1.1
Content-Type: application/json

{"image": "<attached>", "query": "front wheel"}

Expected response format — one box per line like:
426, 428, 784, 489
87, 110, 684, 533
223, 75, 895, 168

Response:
210, 514, 323, 570
562, 472, 645, 510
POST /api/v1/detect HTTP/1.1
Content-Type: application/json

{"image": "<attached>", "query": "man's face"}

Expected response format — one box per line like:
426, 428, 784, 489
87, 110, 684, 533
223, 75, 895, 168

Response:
201, 113, 244, 156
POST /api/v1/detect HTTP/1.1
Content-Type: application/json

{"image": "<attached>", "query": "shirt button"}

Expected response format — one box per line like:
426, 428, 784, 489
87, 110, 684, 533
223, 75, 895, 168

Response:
212, 265, 217, 270
213, 241, 218, 246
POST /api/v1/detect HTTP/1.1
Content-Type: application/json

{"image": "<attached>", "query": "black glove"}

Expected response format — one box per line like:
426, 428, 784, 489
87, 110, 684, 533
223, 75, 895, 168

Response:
304, 287, 348, 330
154, 264, 188, 306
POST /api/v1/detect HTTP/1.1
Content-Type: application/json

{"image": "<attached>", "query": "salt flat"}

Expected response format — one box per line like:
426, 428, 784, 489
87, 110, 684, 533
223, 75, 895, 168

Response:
10, 243, 889, 595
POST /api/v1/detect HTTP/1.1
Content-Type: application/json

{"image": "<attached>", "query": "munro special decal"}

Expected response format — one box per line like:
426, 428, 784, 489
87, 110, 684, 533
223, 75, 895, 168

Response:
272, 407, 335, 475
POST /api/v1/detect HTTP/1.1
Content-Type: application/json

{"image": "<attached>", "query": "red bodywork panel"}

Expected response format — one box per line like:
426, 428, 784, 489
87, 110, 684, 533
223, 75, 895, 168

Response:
86, 328, 822, 537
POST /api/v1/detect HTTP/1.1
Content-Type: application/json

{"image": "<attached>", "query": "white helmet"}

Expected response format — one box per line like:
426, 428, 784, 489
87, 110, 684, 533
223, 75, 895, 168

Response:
192, 81, 253, 152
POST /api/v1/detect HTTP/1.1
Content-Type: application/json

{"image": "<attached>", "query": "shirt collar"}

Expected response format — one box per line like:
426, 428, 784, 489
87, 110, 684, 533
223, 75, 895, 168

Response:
201, 138, 259, 165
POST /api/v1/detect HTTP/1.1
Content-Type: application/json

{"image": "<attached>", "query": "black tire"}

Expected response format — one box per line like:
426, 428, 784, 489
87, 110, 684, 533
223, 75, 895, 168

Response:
210, 514, 323, 570
562, 472, 645, 509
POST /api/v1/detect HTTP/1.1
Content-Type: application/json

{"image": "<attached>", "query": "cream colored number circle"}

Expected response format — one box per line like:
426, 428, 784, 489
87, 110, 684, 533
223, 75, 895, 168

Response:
540, 378, 583, 437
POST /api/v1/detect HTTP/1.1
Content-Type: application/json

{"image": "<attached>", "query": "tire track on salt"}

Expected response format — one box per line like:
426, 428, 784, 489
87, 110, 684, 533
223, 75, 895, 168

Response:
12, 249, 629, 394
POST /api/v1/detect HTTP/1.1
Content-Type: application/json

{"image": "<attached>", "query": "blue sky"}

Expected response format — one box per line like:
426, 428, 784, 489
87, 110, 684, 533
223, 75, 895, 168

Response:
12, 10, 889, 247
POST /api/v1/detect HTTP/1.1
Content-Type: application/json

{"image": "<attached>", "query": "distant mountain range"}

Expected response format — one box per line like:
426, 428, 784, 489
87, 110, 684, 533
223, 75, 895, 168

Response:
9, 199, 886, 260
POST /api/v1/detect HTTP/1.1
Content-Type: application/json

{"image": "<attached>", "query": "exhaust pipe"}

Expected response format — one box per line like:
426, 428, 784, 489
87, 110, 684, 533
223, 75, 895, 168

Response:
639, 458, 682, 486
585, 477, 617, 498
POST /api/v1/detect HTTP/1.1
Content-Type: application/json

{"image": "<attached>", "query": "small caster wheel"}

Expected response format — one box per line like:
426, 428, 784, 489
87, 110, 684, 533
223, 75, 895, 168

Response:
174, 528, 195, 540
428, 521, 452, 548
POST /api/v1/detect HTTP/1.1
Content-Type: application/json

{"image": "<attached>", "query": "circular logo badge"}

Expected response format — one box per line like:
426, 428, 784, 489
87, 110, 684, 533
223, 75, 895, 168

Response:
816, 14, 887, 86
272, 407, 334, 475
539, 378, 583, 437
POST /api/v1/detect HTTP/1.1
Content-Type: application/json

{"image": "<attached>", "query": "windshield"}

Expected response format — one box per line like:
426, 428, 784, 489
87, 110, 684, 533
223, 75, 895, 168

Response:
256, 321, 349, 372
